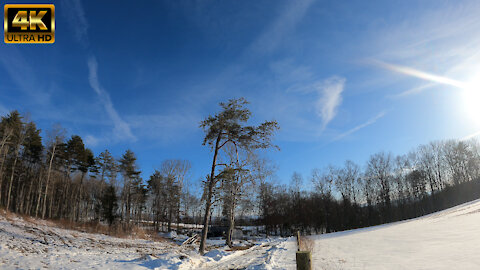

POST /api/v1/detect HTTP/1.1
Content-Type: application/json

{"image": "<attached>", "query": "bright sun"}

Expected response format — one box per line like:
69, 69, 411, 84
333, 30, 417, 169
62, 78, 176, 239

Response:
462, 75, 480, 126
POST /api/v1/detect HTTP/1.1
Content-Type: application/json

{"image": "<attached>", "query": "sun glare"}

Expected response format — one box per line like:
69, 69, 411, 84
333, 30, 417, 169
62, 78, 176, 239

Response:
462, 75, 480, 126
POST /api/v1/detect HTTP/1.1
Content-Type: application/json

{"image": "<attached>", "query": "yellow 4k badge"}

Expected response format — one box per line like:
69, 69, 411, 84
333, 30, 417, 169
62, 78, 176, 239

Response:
4, 4, 55, 44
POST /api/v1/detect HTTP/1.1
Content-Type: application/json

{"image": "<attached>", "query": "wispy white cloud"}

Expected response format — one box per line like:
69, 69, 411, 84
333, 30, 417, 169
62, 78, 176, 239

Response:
287, 75, 346, 130
390, 83, 436, 98
126, 113, 200, 144
61, 0, 89, 45
87, 56, 136, 142
61, 1, 135, 143
158, 0, 318, 144
363, 3, 480, 99
0, 47, 51, 105
315, 77, 345, 129
334, 111, 386, 141
270, 59, 314, 84
84, 134, 100, 147
249, 0, 315, 55
370, 2, 480, 63
265, 58, 347, 139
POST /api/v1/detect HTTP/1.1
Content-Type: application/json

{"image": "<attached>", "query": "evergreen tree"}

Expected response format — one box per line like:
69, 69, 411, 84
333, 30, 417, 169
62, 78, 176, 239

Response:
66, 135, 95, 221
96, 150, 118, 185
3, 111, 24, 211
198, 98, 279, 254
101, 184, 118, 226
119, 150, 141, 225
22, 122, 43, 164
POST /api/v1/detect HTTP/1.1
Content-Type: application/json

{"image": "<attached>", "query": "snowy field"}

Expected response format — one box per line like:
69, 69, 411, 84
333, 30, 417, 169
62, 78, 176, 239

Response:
312, 199, 480, 269
2, 199, 480, 269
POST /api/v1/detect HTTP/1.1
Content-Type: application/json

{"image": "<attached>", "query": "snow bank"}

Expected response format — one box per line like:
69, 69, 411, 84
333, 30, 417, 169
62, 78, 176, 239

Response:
204, 249, 229, 261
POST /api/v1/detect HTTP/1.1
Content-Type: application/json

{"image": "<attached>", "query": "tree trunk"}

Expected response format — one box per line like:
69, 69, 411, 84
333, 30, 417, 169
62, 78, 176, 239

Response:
226, 200, 235, 247
25, 170, 34, 215
42, 144, 56, 219
199, 133, 222, 255
0, 147, 9, 204
0, 132, 12, 204
6, 148, 19, 211
199, 180, 214, 254
226, 144, 240, 248
125, 181, 131, 226
61, 180, 69, 218
176, 200, 181, 232
18, 174, 26, 214
74, 172, 85, 222
167, 207, 173, 232
49, 190, 54, 219
35, 173, 43, 217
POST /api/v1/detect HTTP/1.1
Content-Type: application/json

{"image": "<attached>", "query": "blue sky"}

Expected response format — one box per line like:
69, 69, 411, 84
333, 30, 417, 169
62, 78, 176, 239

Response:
2, 0, 480, 187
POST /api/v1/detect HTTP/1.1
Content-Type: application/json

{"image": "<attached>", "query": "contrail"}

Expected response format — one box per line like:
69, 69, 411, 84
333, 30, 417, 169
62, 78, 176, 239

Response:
372, 60, 467, 89
373, 60, 480, 141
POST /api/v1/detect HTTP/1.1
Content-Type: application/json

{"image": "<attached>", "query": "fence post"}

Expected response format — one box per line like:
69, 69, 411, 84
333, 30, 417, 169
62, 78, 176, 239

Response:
296, 231, 301, 251
296, 231, 312, 270
296, 251, 312, 270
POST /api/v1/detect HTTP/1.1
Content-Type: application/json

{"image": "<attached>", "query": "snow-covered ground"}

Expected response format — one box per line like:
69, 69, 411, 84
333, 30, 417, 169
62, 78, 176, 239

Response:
0, 212, 194, 269
0, 211, 293, 269
311, 199, 480, 270
2, 199, 480, 269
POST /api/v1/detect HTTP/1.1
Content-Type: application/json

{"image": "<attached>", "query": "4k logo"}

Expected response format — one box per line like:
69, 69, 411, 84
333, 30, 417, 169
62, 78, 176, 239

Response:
4, 4, 55, 44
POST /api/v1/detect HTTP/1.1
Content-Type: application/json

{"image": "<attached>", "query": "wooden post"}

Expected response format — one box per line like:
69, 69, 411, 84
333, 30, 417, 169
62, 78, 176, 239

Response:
296, 231, 312, 270
296, 231, 301, 251
296, 251, 312, 270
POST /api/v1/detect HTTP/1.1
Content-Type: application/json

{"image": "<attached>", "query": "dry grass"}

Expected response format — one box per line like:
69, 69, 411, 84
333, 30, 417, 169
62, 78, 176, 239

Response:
130, 225, 147, 239
2, 210, 14, 222
54, 219, 112, 235
0, 210, 168, 243
53, 220, 168, 242
298, 235, 315, 253
1, 209, 36, 224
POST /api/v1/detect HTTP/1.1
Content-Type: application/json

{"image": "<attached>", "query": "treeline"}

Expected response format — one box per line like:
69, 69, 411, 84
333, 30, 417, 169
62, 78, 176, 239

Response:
3, 103, 480, 250
258, 140, 480, 235
0, 110, 201, 230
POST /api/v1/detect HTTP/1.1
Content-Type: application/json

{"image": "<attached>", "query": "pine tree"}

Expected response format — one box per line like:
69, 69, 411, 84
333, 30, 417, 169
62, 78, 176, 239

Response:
96, 150, 118, 185
101, 184, 118, 226
198, 98, 279, 254
3, 111, 24, 211
21, 121, 43, 215
22, 122, 43, 164
119, 150, 141, 226
66, 135, 95, 221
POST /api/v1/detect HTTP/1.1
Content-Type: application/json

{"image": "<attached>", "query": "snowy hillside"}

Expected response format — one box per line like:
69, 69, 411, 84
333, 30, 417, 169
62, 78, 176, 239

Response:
312, 199, 480, 269
2, 199, 480, 269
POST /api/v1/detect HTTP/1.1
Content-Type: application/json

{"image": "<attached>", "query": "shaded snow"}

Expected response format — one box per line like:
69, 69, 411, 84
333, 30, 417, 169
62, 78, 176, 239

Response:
0, 213, 201, 269
0, 212, 288, 269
